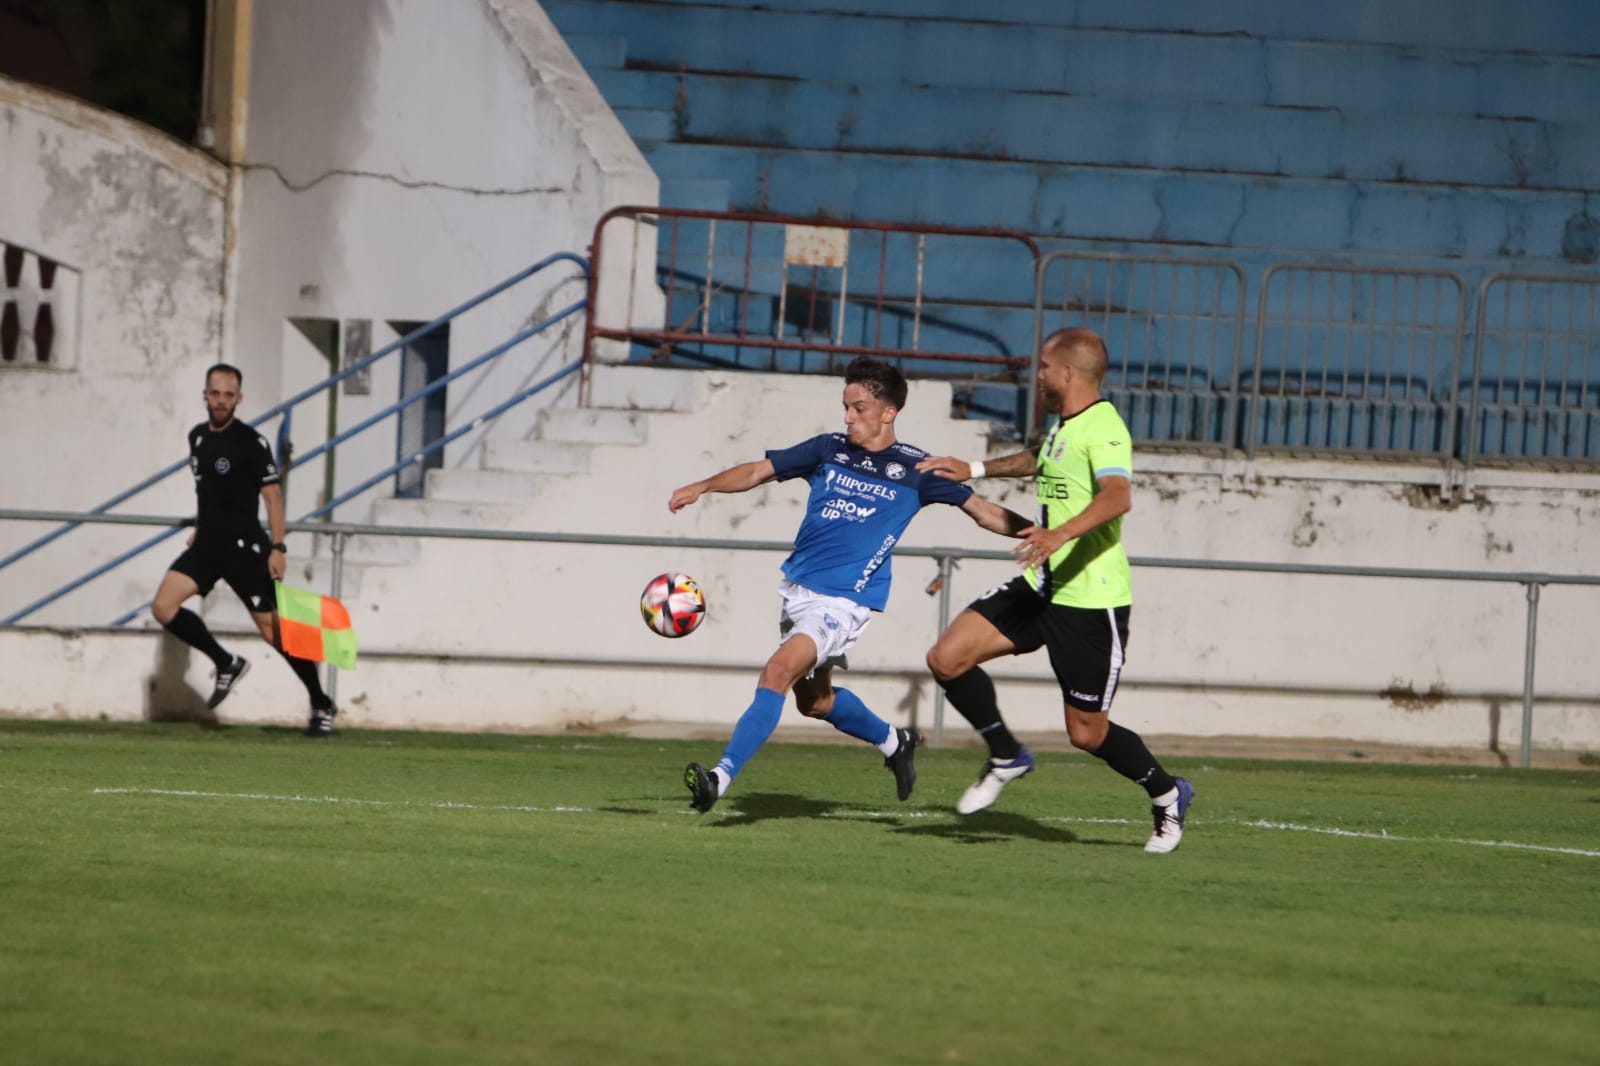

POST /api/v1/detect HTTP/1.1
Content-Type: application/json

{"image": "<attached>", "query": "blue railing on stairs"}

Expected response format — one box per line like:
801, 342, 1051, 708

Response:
3, 252, 590, 626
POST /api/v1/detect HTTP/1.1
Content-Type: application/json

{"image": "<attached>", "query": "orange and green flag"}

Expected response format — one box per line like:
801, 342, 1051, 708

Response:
275, 583, 358, 670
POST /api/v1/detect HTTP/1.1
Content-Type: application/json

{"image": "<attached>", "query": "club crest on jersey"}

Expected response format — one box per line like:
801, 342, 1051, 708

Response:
886, 462, 905, 479
214, 458, 231, 474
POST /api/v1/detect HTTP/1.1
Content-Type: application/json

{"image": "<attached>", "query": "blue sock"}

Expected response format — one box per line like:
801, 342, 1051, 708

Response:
716, 687, 786, 779
821, 687, 891, 746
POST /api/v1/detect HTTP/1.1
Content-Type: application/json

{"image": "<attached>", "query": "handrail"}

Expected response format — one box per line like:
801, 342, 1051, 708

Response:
96, 323, 585, 628
1, 253, 590, 625
0, 252, 590, 579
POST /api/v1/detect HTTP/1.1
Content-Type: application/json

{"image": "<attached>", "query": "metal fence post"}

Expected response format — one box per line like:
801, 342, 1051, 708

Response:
1519, 579, 1542, 769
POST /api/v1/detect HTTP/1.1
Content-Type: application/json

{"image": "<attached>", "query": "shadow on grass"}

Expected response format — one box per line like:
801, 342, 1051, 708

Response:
717, 791, 838, 826
701, 793, 1141, 849
895, 811, 1139, 849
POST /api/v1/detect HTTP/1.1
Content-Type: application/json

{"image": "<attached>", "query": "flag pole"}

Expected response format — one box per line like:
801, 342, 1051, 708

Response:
326, 531, 348, 707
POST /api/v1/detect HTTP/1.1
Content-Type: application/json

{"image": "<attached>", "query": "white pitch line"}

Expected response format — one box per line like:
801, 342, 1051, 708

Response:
90, 787, 595, 815
86, 787, 1600, 859
1241, 818, 1600, 858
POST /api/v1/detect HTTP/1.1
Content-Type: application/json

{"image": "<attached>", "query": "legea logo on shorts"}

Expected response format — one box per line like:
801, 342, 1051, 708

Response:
1070, 689, 1100, 703
214, 458, 231, 474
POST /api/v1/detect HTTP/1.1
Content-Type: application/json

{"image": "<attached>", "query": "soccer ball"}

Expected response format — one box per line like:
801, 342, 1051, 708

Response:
639, 572, 706, 638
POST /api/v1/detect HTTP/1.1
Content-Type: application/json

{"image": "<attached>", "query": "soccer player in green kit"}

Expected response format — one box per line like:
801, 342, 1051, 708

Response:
917, 327, 1194, 853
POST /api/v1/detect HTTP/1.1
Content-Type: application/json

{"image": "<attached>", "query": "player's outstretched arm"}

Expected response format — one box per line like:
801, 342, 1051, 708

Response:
915, 450, 1037, 482
669, 459, 778, 512
960, 495, 1034, 537
1012, 475, 1132, 568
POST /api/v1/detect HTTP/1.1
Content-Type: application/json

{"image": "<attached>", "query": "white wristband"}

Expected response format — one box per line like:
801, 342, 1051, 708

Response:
969, 460, 986, 479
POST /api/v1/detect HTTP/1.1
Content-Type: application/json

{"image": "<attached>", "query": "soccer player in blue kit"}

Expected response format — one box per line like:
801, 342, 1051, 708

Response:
669, 357, 1031, 813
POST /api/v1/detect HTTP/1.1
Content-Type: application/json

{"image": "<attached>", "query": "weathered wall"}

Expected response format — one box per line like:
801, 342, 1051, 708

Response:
1, 1, 661, 625
5, 366, 1595, 758
232, 0, 660, 527
0, 75, 228, 623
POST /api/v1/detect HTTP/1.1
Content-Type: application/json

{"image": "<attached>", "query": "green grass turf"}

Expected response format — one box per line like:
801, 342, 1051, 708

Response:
0, 720, 1596, 1066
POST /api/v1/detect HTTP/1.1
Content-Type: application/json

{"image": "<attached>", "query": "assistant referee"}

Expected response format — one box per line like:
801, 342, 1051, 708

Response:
150, 363, 339, 736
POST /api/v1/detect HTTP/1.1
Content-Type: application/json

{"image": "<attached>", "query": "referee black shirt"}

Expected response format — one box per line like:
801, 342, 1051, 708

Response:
188, 420, 280, 544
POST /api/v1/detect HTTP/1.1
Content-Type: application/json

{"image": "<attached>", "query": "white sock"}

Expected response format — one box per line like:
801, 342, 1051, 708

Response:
1152, 786, 1179, 807
710, 766, 731, 796
876, 729, 900, 758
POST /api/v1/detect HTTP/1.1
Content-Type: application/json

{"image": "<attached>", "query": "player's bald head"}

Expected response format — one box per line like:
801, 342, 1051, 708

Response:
1042, 327, 1108, 384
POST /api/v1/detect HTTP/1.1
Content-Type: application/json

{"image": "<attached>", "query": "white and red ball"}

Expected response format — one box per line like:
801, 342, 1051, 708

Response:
639, 572, 706, 638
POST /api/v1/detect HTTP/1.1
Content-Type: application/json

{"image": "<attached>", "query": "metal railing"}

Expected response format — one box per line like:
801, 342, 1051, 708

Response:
576, 210, 1600, 473
1249, 264, 1468, 465
1032, 250, 1247, 446
1466, 272, 1600, 468
3, 506, 1596, 768
585, 205, 1042, 410
1, 253, 590, 625
1023, 251, 1600, 480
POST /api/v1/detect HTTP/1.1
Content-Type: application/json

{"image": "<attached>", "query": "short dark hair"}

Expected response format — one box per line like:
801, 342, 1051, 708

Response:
205, 363, 243, 388
843, 356, 907, 410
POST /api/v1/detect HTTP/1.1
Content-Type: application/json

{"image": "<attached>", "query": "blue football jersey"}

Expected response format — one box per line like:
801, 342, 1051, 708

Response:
765, 433, 974, 610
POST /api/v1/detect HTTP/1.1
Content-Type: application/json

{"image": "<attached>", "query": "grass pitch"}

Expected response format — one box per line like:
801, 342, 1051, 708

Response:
1, 721, 1596, 1066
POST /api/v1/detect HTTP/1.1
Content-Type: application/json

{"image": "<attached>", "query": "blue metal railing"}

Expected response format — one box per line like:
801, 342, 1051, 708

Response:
4, 252, 589, 626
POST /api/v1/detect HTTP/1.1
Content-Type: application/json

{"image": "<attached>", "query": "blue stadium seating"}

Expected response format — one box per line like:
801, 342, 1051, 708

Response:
546, 0, 1600, 460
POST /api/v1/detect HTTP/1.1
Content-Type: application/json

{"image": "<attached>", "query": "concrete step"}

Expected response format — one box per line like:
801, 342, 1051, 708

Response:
479, 438, 595, 474
282, 557, 366, 600
659, 177, 732, 212
586, 363, 707, 411
616, 106, 675, 142
424, 467, 545, 504
534, 407, 649, 445
370, 496, 527, 530
562, 31, 626, 70
338, 533, 421, 565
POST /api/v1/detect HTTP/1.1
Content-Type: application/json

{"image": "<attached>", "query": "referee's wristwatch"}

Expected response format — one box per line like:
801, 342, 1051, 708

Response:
270, 541, 288, 553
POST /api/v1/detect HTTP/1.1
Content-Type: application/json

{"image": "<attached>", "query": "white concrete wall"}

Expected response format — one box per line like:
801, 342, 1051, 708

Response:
233, 0, 660, 531
0, 76, 228, 626
6, 365, 1594, 758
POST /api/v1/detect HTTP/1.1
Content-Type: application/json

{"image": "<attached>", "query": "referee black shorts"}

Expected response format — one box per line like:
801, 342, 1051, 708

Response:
966, 575, 1131, 713
169, 535, 276, 615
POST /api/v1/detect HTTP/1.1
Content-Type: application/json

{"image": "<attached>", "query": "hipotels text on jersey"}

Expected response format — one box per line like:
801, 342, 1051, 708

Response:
826, 469, 900, 500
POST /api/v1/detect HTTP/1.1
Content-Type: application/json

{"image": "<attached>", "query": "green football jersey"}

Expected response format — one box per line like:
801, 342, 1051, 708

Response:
1026, 400, 1133, 608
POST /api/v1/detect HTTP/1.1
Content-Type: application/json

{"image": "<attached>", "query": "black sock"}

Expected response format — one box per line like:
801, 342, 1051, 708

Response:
938, 668, 1021, 761
1090, 722, 1176, 798
278, 648, 331, 709
162, 608, 232, 670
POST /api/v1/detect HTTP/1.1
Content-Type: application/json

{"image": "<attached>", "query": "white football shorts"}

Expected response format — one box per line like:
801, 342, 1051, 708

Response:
777, 578, 875, 672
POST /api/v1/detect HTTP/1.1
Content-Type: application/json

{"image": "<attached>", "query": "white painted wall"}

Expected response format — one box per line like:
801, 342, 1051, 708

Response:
233, 0, 660, 532
0, 76, 228, 627
6, 365, 1595, 759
